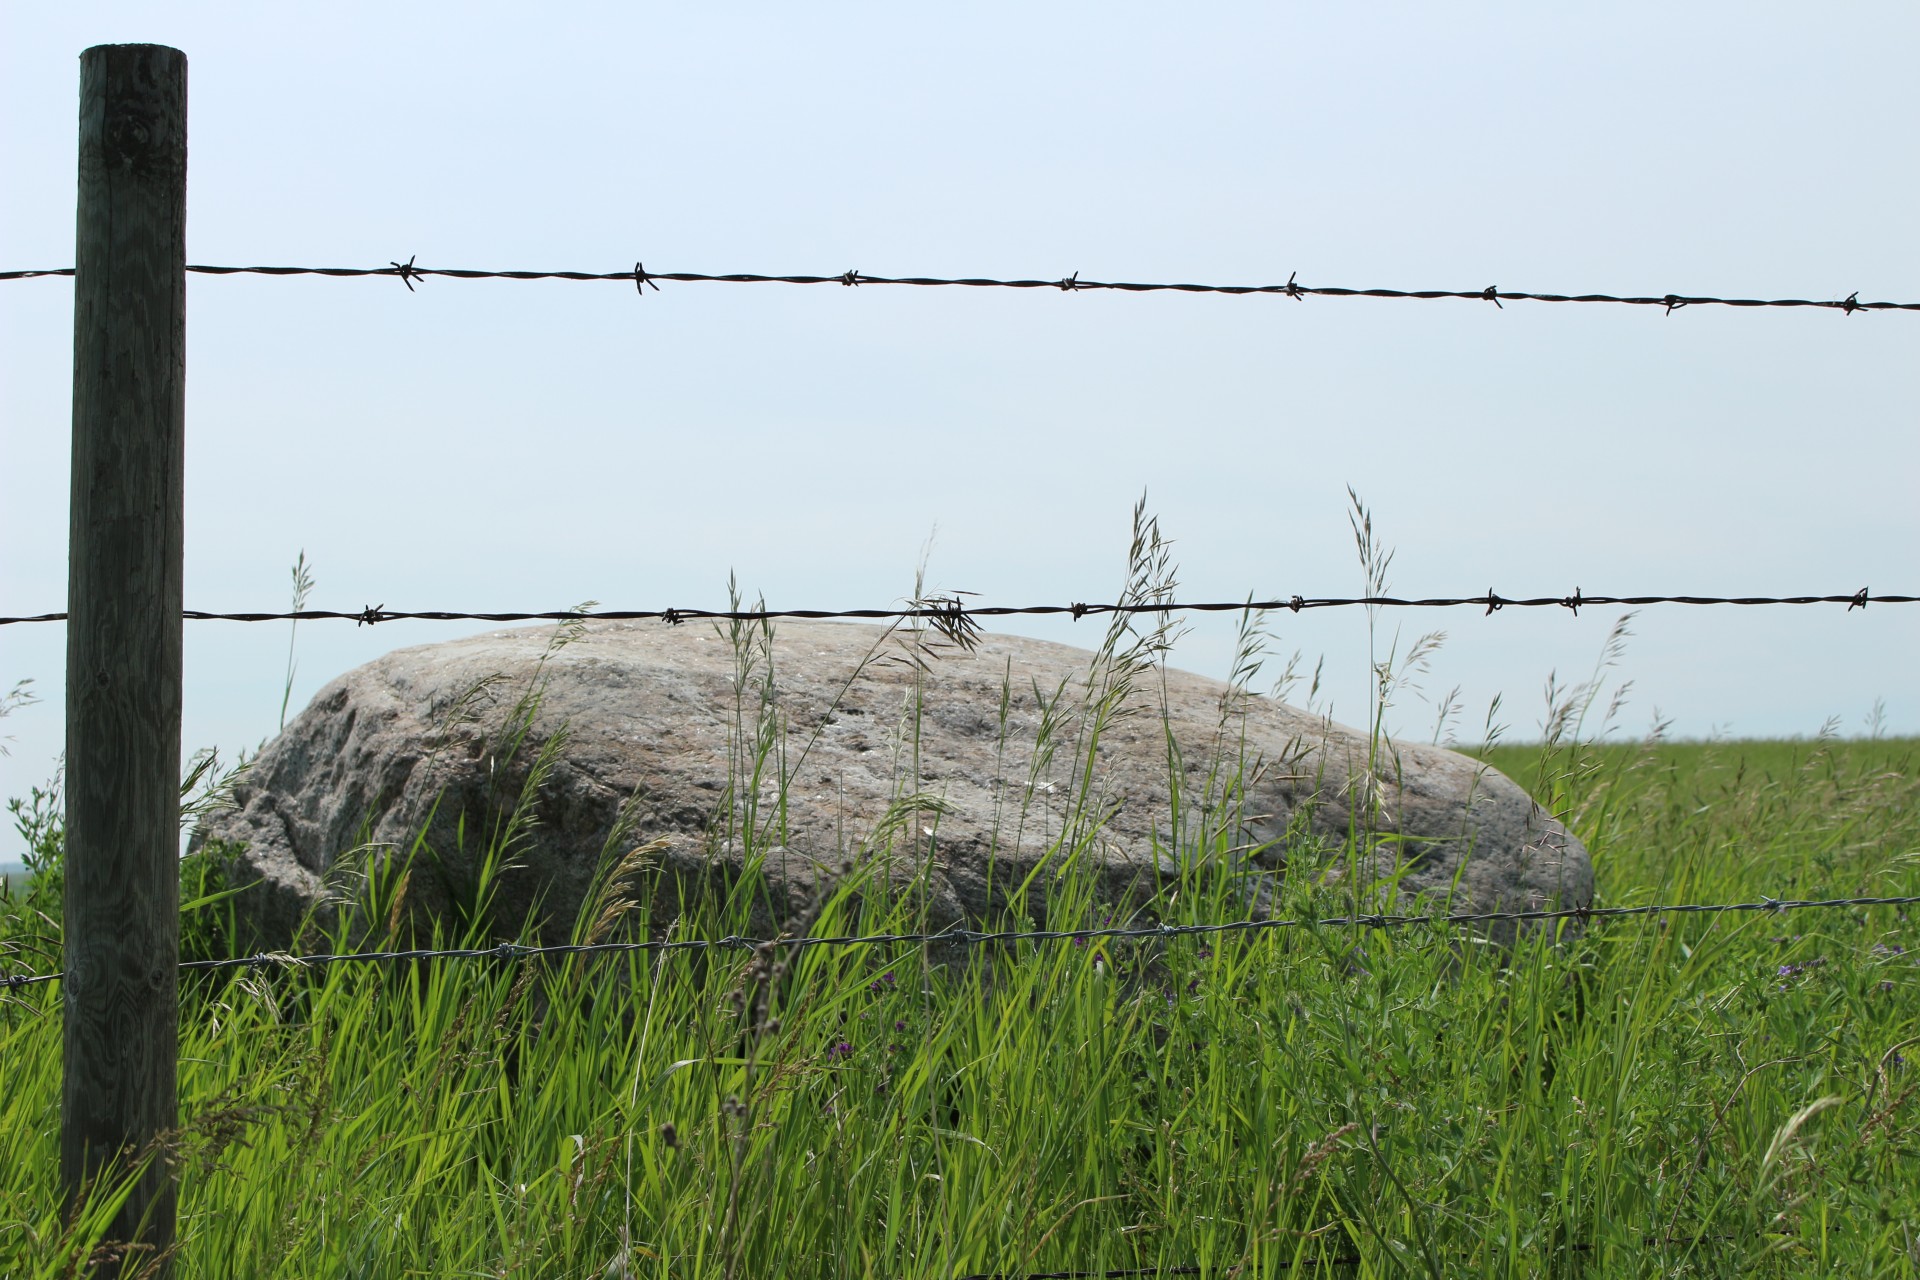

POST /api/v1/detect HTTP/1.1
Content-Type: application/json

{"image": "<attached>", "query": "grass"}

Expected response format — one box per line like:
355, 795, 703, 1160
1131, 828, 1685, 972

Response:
2, 507, 1916, 1278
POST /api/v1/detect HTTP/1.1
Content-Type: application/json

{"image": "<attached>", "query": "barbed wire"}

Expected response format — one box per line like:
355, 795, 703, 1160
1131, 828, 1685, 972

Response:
951, 1236, 1735, 1278
1, 588, 1911, 631
3, 893, 1914, 991
2, 260, 1914, 315
957, 1267, 1207, 1279
951, 1236, 1738, 1279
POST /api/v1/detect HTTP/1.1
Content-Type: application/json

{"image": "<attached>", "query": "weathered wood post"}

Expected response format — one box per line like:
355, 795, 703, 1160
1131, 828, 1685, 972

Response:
65, 43, 187, 1271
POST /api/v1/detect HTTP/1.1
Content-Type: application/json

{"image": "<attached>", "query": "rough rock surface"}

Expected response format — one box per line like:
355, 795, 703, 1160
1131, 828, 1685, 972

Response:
192, 620, 1592, 948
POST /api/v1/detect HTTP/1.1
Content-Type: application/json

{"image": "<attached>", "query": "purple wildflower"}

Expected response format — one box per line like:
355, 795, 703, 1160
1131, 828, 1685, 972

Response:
827, 1039, 854, 1061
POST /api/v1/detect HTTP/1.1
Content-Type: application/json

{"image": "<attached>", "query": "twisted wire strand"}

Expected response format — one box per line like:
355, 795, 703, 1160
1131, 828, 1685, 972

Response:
4, 894, 1915, 991
1, 262, 1912, 314
1, 588, 1910, 629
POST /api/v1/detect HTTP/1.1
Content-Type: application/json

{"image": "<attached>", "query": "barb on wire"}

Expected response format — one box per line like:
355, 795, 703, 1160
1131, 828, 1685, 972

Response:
4, 894, 1916, 990
1, 588, 1913, 629
390, 255, 422, 292
910, 592, 986, 652
5, 262, 1918, 314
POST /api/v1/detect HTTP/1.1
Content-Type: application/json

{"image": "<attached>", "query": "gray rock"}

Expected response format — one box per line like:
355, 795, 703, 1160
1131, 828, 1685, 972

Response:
191, 619, 1591, 949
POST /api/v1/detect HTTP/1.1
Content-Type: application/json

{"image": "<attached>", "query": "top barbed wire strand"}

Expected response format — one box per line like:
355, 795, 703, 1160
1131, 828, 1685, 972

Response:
0, 261, 1914, 313
0, 590, 1913, 629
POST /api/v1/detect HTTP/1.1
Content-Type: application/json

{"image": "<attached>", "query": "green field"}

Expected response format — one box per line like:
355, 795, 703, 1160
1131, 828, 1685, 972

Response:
4, 683, 1916, 1278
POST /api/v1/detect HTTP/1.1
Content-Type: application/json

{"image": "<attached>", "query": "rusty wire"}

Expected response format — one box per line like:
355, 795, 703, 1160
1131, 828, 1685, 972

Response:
0, 587, 1911, 632
3, 893, 1916, 991
1, 260, 1913, 314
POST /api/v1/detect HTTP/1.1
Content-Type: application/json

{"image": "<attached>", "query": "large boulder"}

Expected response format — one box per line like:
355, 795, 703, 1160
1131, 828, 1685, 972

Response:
192, 620, 1591, 949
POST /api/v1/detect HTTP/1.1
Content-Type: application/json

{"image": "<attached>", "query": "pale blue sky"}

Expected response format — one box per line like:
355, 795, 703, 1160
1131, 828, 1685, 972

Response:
5, 3, 1918, 851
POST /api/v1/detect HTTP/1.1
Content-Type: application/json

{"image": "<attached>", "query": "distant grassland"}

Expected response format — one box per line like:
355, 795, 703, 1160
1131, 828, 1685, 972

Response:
1473, 735, 1920, 805
1469, 734, 1920, 899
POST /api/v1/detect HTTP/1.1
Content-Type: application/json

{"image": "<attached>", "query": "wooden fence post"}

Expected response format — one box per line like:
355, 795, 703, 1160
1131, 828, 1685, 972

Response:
64, 43, 187, 1272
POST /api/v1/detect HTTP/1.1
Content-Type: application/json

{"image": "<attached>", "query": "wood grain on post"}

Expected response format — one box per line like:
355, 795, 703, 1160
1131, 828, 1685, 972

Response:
65, 43, 187, 1272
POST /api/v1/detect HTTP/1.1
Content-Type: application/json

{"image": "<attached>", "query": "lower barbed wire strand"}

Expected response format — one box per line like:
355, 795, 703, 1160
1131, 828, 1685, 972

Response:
3, 893, 1915, 988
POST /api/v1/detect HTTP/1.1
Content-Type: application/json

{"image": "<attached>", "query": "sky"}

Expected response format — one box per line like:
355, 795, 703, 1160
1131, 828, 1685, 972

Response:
4, 3, 1918, 857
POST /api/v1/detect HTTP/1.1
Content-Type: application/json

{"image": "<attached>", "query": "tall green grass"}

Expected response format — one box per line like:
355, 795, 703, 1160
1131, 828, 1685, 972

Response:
2, 514, 1916, 1278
